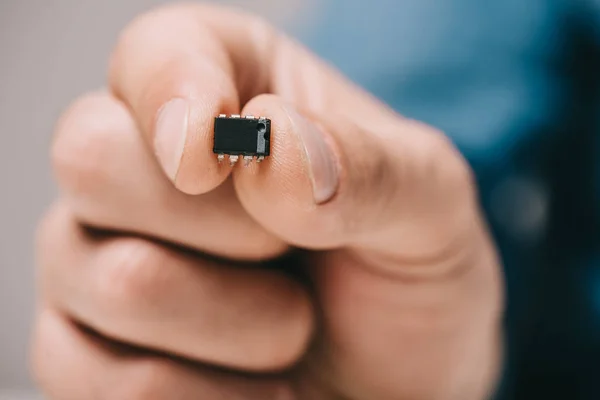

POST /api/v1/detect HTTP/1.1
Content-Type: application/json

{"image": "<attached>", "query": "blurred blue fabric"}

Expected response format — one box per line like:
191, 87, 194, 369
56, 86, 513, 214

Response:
293, 0, 600, 398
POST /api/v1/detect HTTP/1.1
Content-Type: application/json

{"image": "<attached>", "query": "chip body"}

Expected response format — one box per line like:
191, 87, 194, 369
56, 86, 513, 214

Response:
213, 115, 271, 165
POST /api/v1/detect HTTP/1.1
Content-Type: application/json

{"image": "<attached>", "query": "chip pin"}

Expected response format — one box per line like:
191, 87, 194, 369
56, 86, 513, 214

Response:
217, 153, 225, 163
256, 156, 265, 163
229, 155, 239, 166
243, 155, 253, 167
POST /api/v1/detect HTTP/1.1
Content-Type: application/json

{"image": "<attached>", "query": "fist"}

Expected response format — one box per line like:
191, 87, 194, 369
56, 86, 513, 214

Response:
33, 4, 503, 400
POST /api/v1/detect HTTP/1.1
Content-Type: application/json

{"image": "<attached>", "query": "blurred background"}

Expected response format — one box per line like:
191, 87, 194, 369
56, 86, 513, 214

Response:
1, 0, 600, 399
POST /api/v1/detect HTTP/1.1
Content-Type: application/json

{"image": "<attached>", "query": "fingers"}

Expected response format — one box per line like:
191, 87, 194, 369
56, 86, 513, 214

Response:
52, 92, 287, 261
37, 203, 314, 371
109, 4, 245, 194
235, 95, 478, 263
108, 3, 398, 195
109, 3, 478, 263
32, 308, 295, 400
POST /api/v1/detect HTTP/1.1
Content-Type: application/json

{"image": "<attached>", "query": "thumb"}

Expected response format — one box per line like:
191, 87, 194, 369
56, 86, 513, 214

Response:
226, 26, 504, 400
234, 94, 503, 399
236, 92, 478, 264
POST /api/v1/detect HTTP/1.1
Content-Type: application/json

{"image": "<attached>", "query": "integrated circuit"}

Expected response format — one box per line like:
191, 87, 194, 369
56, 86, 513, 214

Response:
213, 114, 271, 166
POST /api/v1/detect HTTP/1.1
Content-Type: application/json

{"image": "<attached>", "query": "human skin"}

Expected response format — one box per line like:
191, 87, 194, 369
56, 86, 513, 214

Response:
32, 3, 503, 399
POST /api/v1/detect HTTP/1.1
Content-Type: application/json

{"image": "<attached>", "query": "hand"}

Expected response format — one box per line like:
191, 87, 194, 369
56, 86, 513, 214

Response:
33, 4, 503, 399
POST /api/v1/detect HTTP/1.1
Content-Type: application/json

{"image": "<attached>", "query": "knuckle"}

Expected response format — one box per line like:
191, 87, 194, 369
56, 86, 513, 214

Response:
51, 92, 126, 196
115, 360, 177, 400
110, 2, 271, 82
95, 238, 174, 313
432, 134, 473, 189
31, 308, 180, 400
118, 1, 266, 40
110, 4, 209, 74
35, 203, 80, 285
408, 120, 475, 195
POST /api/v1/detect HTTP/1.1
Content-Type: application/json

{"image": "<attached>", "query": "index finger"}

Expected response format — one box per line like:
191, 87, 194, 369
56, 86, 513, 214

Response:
109, 4, 271, 194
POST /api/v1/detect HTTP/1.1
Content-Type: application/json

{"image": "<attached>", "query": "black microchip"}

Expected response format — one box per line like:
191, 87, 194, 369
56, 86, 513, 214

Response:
213, 115, 271, 165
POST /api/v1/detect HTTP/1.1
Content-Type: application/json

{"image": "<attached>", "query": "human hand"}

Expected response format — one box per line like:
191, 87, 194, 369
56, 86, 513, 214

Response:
33, 4, 503, 399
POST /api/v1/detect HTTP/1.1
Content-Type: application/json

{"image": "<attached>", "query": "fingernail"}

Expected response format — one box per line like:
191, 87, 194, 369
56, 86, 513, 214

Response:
154, 98, 189, 181
285, 107, 339, 203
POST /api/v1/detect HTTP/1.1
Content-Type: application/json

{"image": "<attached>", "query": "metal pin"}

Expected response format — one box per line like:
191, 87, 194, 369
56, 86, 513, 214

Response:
229, 155, 239, 166
217, 154, 225, 163
218, 114, 226, 118
259, 116, 267, 120
231, 114, 241, 118
243, 155, 253, 167
256, 156, 265, 163
245, 115, 255, 119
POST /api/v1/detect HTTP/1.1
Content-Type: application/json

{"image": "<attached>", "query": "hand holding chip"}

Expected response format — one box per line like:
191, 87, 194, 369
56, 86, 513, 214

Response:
34, 4, 504, 400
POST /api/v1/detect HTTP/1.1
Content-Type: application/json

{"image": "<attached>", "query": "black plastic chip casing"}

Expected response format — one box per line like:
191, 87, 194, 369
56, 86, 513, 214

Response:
213, 115, 271, 164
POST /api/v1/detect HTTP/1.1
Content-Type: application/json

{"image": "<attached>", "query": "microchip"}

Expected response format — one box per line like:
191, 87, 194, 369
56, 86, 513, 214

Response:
213, 114, 271, 166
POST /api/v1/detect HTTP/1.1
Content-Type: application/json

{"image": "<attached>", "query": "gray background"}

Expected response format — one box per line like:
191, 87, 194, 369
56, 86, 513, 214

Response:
0, 0, 309, 396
